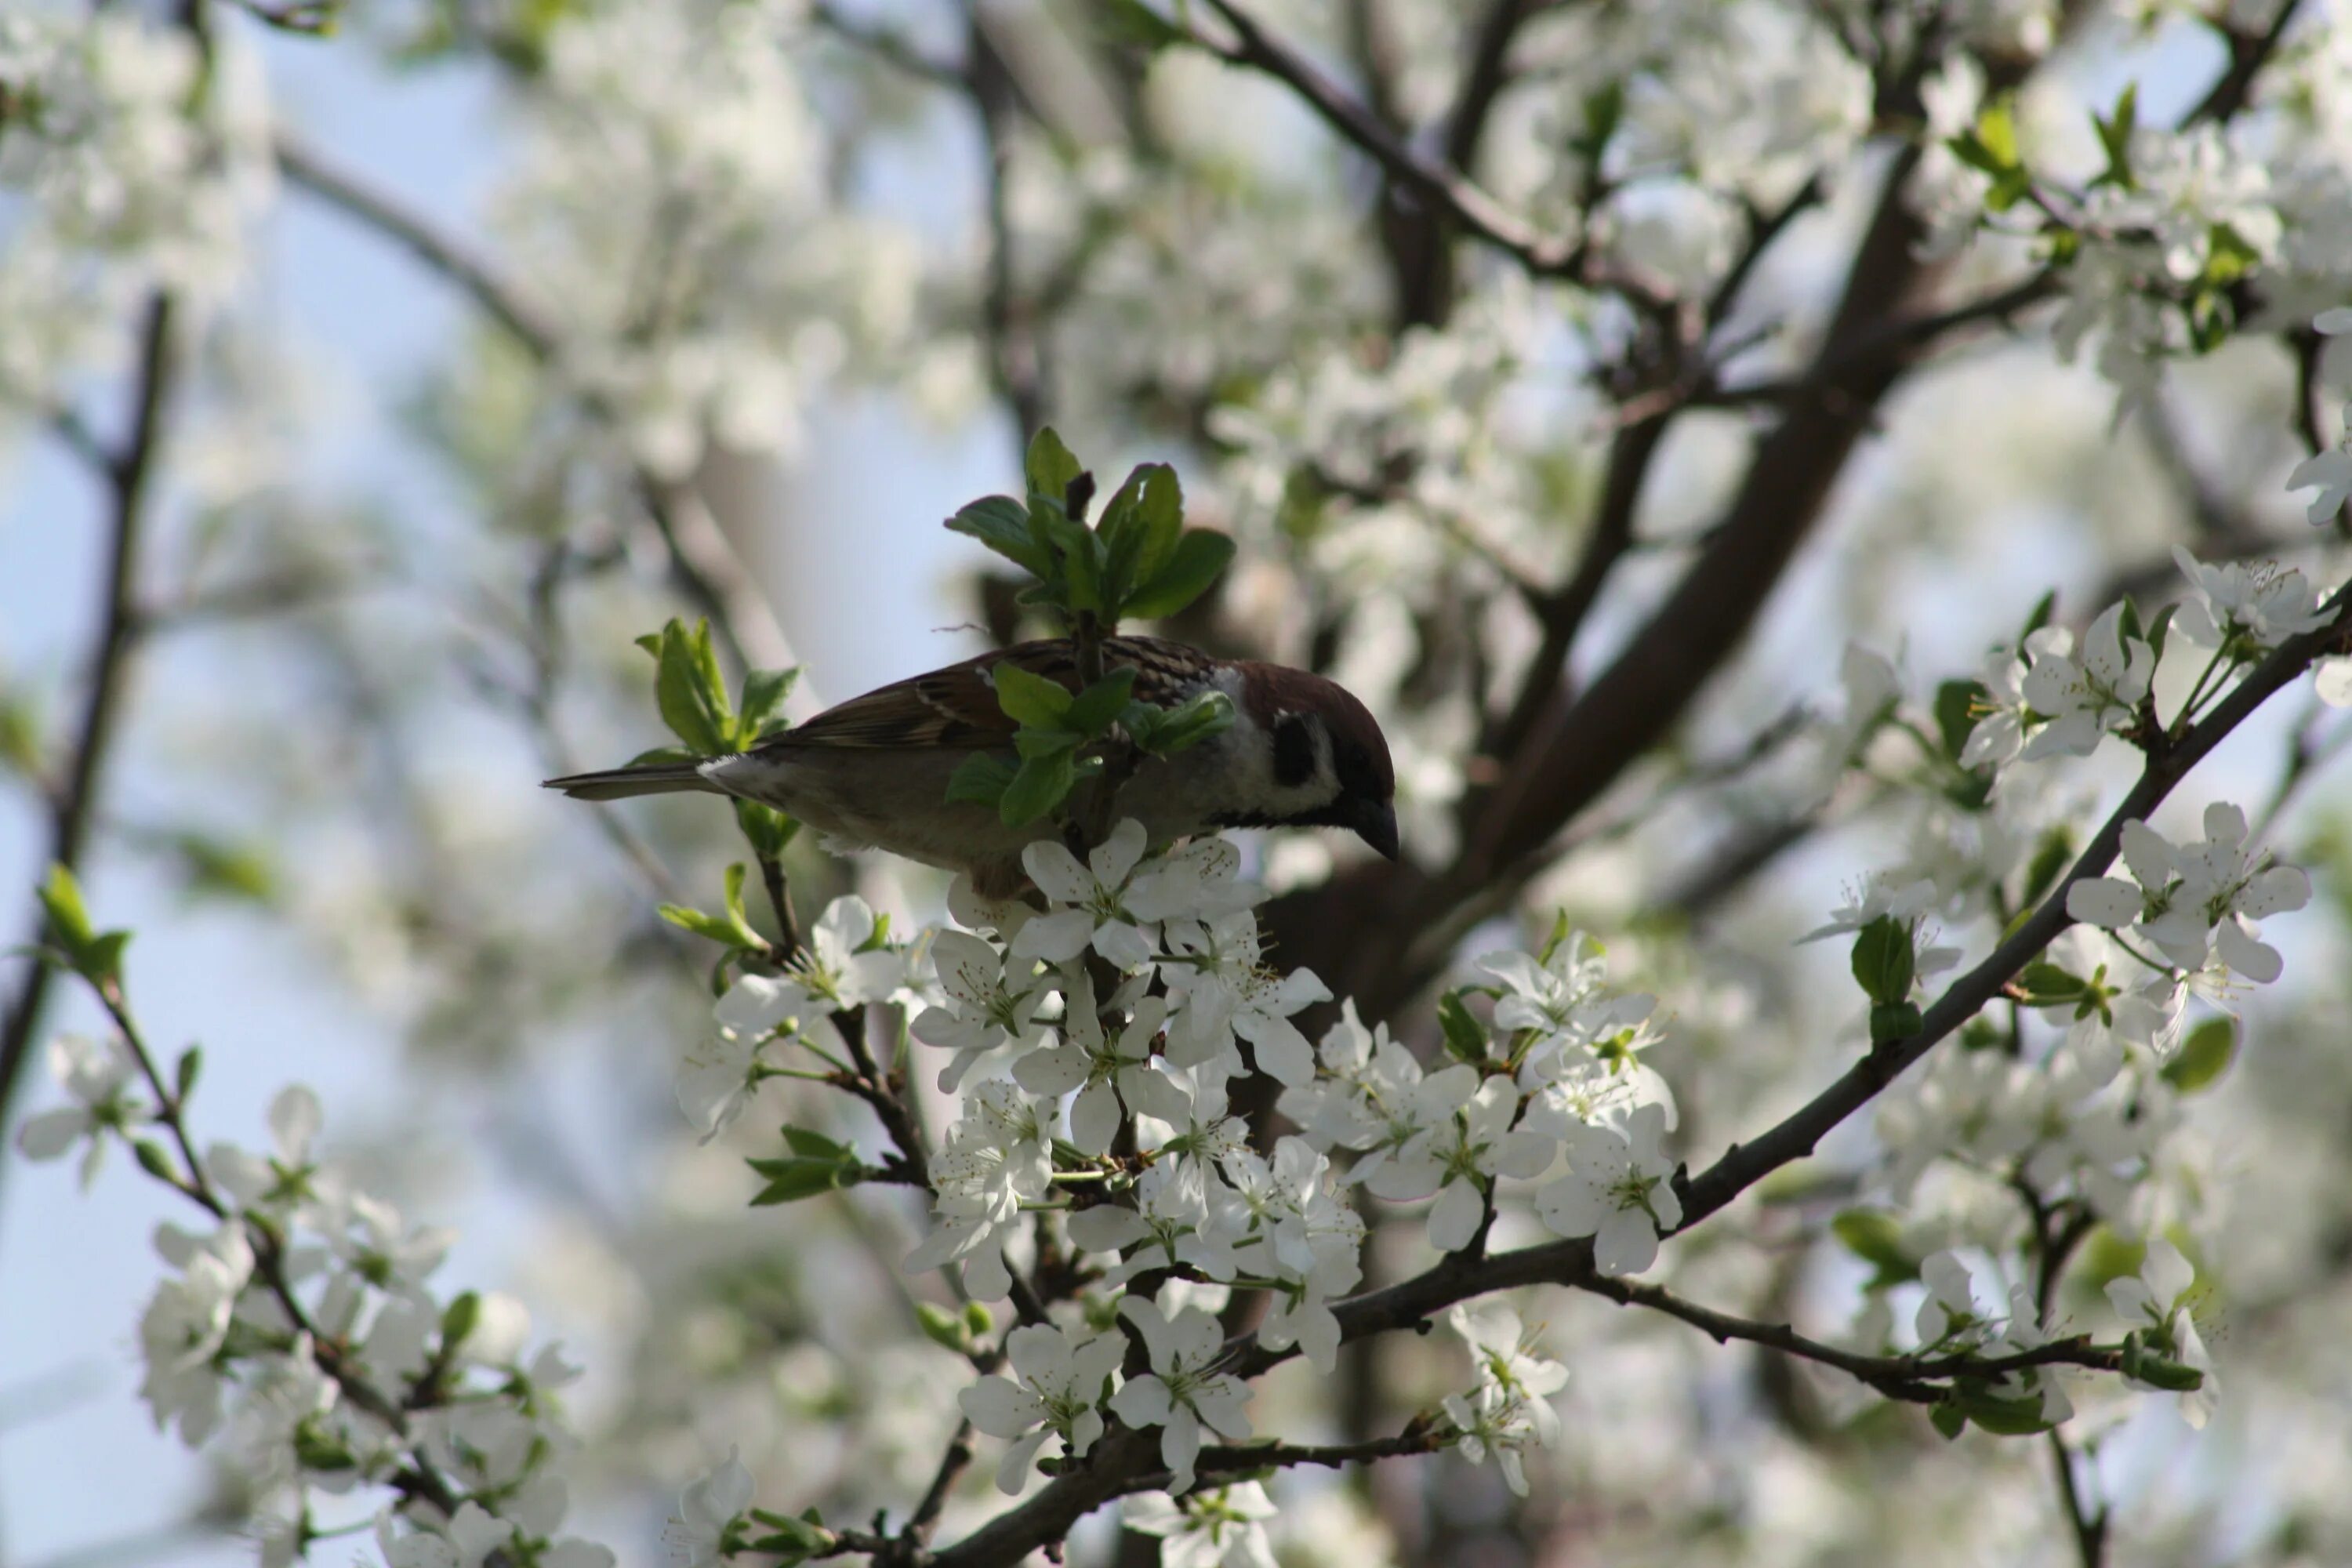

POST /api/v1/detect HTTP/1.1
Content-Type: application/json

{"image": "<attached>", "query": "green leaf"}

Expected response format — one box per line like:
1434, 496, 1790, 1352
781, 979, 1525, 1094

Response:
133, 1139, 177, 1182
2126, 1347, 2205, 1392
746, 1509, 833, 1556
37, 864, 129, 985
2092, 82, 2138, 189
1062, 528, 1105, 616
1122, 529, 1236, 621
654, 619, 734, 756
1436, 989, 1489, 1065
2146, 602, 2178, 662
2019, 828, 2074, 913
962, 1300, 994, 1338
1831, 1208, 1920, 1288
1947, 1380, 2056, 1436
736, 666, 800, 746
2161, 1016, 2236, 1094
947, 496, 1051, 579
749, 1158, 853, 1205
1934, 680, 1989, 766
1929, 1400, 1969, 1441
168, 833, 275, 904
1578, 79, 1626, 157
1099, 0, 1186, 48
916, 1301, 972, 1353
782, 1126, 851, 1160
441, 1290, 481, 1348
1025, 428, 1084, 506
1065, 667, 1138, 737
946, 753, 1017, 808
175, 1046, 201, 1101
999, 750, 1076, 827
659, 877, 765, 951
1014, 726, 1083, 760
2016, 960, 2085, 1007
1849, 916, 1915, 1005
1127, 689, 1236, 756
1098, 463, 1183, 612
1975, 99, 2019, 167
735, 800, 800, 860
992, 662, 1075, 728
37, 864, 94, 952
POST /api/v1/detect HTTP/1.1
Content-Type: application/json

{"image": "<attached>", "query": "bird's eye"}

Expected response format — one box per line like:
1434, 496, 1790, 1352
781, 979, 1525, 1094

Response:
1272, 713, 1316, 787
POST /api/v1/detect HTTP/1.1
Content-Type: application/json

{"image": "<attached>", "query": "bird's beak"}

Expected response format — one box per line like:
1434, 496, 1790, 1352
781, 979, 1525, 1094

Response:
1353, 799, 1400, 862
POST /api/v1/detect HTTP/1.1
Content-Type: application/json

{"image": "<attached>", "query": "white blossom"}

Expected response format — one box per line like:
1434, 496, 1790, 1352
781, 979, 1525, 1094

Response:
2067, 805, 2310, 982
794, 894, 906, 1007
1441, 1307, 1570, 1499
665, 1446, 754, 1567
1107, 1291, 1254, 1495
2169, 546, 2332, 652
16, 1032, 149, 1186
1914, 1251, 1989, 1347
1013, 977, 1187, 1155
1122, 1483, 1278, 1568
1160, 910, 1331, 1085
2286, 424, 2352, 526
2018, 604, 2154, 760
959, 1323, 1126, 1494
207, 1083, 328, 1217
1366, 1076, 1552, 1252
905, 1081, 1054, 1300
136, 1220, 253, 1443
2107, 1239, 2217, 1427
912, 929, 1055, 1091
1014, 818, 1160, 969
1532, 1104, 1682, 1275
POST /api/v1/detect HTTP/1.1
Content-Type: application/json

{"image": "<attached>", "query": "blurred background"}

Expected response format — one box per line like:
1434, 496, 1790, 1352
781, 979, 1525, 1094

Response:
5, 2, 2351, 1565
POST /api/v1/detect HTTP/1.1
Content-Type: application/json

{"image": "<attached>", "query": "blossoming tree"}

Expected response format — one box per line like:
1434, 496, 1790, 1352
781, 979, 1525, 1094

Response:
8, 2, 2352, 1567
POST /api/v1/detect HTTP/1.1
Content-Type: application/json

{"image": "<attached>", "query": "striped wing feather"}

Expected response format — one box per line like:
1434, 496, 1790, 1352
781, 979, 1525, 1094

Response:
762, 636, 1209, 753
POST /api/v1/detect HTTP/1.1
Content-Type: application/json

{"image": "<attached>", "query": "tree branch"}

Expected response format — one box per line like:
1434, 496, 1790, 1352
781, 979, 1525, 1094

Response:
0, 295, 178, 1144
928, 579, 2349, 1568
1675, 584, 2352, 1230
1574, 1272, 2125, 1403
1190, 0, 1672, 307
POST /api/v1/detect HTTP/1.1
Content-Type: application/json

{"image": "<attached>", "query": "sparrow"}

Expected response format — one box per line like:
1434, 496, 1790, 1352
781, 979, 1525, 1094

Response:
545, 635, 1399, 898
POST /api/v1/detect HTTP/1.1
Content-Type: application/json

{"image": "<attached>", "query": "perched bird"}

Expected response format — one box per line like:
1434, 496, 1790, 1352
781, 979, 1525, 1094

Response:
545, 635, 1398, 897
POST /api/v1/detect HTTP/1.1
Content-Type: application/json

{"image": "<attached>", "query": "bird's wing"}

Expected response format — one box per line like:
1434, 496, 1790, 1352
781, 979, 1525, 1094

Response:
764, 637, 1210, 752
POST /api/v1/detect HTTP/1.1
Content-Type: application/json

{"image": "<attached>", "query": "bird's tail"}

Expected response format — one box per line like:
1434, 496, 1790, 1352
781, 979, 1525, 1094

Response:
542, 760, 720, 801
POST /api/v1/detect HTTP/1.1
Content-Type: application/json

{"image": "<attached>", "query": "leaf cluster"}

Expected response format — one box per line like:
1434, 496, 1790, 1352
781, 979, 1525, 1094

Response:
943, 429, 1240, 827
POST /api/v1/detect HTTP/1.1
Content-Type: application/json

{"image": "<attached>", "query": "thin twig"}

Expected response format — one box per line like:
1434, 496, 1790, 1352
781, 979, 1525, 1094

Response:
0, 296, 178, 1147
1191, 0, 1673, 307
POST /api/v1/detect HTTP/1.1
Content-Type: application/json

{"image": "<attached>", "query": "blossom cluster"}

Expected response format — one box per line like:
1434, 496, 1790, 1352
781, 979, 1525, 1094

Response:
673, 821, 1673, 1502
19, 1048, 611, 1567
0, 10, 267, 412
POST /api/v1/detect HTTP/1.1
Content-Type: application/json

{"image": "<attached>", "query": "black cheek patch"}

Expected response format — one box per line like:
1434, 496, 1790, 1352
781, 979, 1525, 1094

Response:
1272, 714, 1316, 788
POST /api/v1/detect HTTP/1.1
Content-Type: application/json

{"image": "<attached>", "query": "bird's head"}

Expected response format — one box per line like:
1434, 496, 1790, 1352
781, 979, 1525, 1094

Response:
1230, 663, 1399, 862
